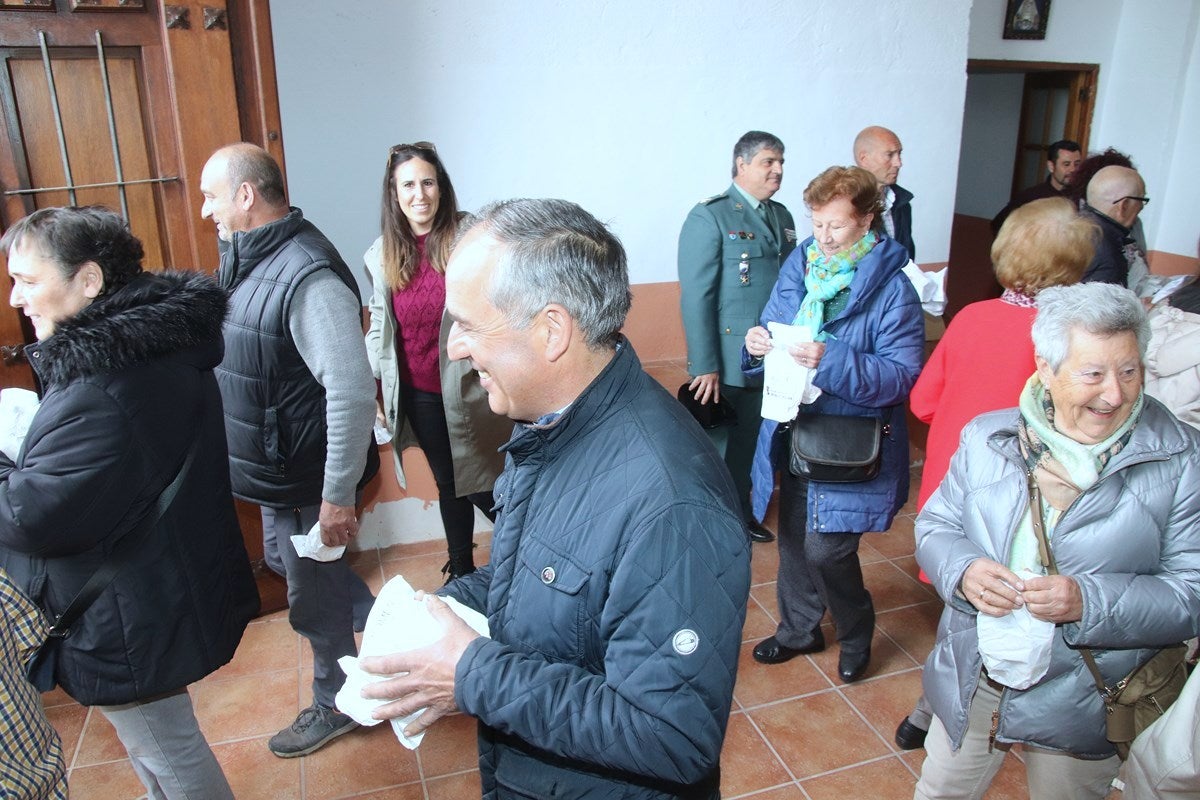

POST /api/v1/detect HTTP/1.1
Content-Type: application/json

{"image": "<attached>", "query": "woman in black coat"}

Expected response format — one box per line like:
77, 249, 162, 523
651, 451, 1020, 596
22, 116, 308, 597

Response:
0, 206, 258, 799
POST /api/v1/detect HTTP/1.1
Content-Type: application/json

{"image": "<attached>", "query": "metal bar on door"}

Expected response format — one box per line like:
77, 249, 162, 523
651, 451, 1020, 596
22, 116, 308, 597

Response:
3, 176, 178, 197
37, 30, 77, 207
94, 30, 129, 220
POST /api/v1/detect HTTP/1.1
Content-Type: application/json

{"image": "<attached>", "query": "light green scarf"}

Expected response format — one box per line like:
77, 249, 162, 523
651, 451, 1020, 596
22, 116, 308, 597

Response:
1008, 373, 1143, 575
792, 231, 877, 341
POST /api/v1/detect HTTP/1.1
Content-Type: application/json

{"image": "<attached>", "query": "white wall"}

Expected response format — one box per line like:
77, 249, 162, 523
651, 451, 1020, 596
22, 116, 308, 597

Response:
271, 0, 971, 292
955, 73, 1023, 219
968, 0, 1200, 256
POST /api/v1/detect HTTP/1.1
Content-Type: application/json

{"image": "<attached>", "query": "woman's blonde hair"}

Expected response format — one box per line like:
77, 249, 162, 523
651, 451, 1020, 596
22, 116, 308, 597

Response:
992, 197, 1097, 295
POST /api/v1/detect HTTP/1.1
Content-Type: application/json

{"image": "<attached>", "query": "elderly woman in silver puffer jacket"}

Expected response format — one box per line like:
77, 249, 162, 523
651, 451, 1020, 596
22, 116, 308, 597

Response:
913, 282, 1200, 800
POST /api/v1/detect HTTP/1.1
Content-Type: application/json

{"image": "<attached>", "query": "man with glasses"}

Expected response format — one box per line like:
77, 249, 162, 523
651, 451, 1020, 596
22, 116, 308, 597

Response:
1081, 165, 1149, 286
200, 143, 379, 757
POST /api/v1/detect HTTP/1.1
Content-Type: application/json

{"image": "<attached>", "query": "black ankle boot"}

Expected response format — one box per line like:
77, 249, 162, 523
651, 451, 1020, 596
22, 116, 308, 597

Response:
441, 557, 476, 585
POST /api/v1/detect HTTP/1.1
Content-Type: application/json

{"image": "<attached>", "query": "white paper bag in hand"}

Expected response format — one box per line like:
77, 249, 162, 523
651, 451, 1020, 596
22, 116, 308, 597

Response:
290, 521, 345, 562
761, 321, 821, 423
336, 574, 490, 749
0, 388, 39, 461
977, 590, 1055, 690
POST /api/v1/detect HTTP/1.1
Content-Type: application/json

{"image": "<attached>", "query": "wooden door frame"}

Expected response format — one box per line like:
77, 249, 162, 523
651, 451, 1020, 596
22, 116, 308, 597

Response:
0, 0, 285, 271
968, 58, 1098, 198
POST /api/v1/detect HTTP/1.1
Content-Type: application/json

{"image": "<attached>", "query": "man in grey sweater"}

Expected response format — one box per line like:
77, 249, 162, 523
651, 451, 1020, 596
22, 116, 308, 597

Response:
200, 143, 379, 758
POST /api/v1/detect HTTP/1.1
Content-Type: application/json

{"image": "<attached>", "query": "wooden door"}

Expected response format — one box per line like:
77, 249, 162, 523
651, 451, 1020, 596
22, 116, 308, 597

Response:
0, 0, 287, 613
1010, 67, 1097, 196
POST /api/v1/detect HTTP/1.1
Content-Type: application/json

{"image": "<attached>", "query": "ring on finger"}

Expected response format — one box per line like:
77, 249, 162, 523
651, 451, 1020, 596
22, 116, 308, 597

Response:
979, 588, 986, 600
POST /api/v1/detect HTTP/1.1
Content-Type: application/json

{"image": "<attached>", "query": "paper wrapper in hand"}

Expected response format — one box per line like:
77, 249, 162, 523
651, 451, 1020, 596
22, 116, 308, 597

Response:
336, 575, 490, 749
761, 321, 821, 423
0, 388, 39, 461
290, 521, 346, 562
976, 573, 1055, 690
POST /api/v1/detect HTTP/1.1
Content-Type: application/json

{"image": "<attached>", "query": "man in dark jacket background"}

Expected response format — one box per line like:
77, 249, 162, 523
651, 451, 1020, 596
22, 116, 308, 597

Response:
855, 125, 916, 261
1080, 165, 1148, 286
200, 143, 379, 758
361, 198, 751, 799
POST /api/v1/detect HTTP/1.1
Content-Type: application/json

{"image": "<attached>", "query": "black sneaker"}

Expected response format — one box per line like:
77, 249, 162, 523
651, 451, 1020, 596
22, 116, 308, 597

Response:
268, 703, 358, 758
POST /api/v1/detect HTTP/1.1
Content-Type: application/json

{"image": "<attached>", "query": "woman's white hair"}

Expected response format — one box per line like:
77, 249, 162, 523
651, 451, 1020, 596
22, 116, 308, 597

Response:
1031, 283, 1149, 371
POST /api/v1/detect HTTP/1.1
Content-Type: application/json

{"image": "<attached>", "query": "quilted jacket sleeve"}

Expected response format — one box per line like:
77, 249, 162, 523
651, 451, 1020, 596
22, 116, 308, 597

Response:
915, 417, 997, 616
0, 384, 141, 558
454, 500, 749, 785
1064, 439, 1200, 649
817, 275, 925, 408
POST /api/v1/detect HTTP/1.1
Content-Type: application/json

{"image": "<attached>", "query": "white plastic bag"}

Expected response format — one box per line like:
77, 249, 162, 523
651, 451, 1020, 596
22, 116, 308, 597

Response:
976, 597, 1055, 690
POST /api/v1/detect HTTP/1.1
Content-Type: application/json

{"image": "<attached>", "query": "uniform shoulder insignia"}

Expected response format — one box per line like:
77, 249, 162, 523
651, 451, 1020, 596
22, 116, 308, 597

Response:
698, 193, 727, 205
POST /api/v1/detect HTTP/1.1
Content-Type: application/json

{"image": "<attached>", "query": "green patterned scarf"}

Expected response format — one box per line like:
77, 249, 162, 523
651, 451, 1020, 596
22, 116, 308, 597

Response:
792, 230, 877, 341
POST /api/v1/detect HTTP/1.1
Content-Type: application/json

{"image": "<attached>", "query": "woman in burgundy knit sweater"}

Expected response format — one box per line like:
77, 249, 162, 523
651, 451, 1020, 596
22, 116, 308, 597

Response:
894, 196, 1097, 750
364, 142, 509, 580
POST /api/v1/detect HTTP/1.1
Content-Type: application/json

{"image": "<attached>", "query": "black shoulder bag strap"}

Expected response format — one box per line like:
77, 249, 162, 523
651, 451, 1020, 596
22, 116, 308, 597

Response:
41, 431, 202, 643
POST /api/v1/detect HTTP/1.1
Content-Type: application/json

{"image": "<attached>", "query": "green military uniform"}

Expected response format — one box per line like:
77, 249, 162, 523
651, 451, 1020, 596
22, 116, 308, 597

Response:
678, 183, 796, 520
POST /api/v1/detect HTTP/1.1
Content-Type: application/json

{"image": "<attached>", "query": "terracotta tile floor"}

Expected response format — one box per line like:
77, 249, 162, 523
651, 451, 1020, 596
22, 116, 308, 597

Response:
44, 361, 1033, 797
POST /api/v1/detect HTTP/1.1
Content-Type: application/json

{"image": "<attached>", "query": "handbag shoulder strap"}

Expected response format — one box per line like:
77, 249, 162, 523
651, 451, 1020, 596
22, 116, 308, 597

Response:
1026, 472, 1112, 698
45, 430, 202, 640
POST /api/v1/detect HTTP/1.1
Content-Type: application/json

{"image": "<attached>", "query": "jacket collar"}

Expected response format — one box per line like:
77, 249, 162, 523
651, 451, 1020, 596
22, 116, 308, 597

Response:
727, 183, 778, 247
891, 183, 914, 207
219, 206, 306, 289
1082, 204, 1132, 238
987, 396, 1193, 472
503, 337, 640, 463
25, 271, 227, 387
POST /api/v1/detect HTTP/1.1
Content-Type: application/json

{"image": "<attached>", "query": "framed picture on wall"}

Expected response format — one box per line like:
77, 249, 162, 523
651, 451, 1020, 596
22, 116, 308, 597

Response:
1003, 0, 1051, 40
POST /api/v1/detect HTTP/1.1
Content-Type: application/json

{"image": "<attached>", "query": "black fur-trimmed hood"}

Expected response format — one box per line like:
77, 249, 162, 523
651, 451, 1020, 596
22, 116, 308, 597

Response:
26, 270, 228, 387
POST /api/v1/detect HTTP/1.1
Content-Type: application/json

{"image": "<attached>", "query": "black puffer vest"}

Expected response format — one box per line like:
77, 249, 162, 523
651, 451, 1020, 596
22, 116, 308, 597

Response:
216, 208, 376, 507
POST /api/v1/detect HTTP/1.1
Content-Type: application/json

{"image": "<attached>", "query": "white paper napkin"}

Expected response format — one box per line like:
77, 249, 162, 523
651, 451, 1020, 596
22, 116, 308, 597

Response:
336, 574, 490, 749
761, 321, 821, 423
290, 521, 346, 562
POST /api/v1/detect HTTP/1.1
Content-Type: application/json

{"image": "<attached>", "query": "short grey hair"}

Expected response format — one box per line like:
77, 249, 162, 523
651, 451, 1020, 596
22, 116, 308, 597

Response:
463, 198, 631, 349
1031, 283, 1149, 371
731, 131, 784, 178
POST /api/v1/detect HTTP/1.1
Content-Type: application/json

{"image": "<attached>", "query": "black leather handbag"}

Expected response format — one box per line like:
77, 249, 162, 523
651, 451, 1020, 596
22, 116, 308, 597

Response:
787, 412, 887, 483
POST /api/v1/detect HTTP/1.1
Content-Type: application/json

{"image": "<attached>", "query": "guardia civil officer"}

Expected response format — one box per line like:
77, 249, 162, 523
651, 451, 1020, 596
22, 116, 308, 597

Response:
678, 131, 796, 542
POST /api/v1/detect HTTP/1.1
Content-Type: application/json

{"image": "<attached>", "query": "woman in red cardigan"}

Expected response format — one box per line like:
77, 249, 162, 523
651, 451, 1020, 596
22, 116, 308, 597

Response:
896, 196, 1097, 750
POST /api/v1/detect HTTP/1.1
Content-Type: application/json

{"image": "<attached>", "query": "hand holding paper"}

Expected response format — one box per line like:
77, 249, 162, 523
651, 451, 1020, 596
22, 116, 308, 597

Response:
335, 575, 489, 749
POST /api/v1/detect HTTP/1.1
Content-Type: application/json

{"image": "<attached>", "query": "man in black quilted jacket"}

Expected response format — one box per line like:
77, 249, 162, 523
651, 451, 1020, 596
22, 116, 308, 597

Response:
361, 198, 751, 799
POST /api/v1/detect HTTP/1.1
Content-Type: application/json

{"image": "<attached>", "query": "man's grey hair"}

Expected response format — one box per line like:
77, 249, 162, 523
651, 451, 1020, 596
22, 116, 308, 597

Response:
463, 198, 632, 349
731, 131, 784, 178
1031, 283, 1149, 371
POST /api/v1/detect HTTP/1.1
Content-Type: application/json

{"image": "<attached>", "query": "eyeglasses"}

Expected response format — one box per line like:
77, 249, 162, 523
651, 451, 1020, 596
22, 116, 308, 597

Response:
387, 141, 437, 164
1112, 195, 1150, 206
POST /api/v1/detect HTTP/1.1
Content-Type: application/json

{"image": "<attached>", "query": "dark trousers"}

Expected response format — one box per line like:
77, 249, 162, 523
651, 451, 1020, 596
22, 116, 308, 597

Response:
261, 503, 358, 708
400, 386, 495, 568
703, 383, 762, 522
774, 468, 874, 653
262, 503, 375, 629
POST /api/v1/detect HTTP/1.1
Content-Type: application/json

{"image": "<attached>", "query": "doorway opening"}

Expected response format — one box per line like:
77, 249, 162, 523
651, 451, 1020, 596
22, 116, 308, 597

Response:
945, 59, 1098, 319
